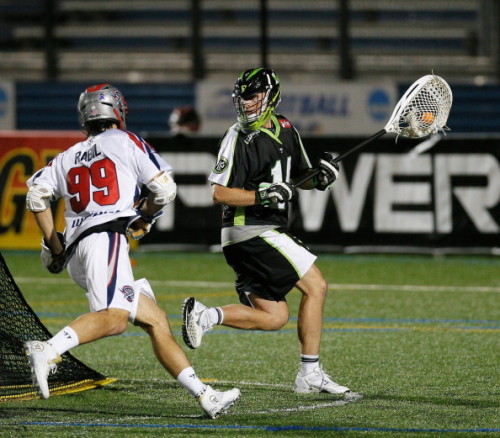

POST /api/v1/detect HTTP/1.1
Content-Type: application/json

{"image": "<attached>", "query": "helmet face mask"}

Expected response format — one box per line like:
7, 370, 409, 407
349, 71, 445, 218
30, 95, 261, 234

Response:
232, 68, 280, 132
78, 84, 128, 131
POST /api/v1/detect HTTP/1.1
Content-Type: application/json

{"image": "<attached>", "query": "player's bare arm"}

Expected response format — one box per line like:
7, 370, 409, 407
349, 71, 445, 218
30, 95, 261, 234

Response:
26, 183, 64, 255
32, 209, 64, 255
212, 183, 257, 207
212, 182, 298, 207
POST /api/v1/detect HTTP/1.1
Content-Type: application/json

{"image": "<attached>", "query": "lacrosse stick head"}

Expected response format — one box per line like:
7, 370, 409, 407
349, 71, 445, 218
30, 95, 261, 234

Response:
385, 75, 453, 138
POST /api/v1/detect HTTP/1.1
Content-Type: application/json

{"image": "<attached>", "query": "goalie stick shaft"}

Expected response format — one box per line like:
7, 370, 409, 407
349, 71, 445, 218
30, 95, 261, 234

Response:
293, 128, 387, 187
331, 128, 387, 164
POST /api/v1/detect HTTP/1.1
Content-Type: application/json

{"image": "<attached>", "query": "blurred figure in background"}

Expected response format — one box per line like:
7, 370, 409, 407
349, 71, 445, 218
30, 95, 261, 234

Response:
168, 106, 201, 137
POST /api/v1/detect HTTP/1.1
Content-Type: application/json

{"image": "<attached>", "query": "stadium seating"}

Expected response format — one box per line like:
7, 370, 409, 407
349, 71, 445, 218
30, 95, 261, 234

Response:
2, 0, 499, 133
0, 0, 493, 83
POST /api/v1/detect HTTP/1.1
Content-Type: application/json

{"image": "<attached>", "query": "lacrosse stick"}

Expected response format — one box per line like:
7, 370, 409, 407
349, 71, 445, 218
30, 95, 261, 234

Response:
294, 74, 453, 187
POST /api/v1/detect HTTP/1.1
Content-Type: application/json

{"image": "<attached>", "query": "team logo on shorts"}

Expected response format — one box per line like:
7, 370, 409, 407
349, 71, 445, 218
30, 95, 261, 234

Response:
120, 285, 135, 303
213, 157, 228, 174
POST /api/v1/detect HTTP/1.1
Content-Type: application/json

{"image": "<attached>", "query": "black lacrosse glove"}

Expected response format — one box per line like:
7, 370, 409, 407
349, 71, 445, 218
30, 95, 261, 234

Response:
314, 152, 339, 191
41, 231, 67, 274
256, 182, 298, 206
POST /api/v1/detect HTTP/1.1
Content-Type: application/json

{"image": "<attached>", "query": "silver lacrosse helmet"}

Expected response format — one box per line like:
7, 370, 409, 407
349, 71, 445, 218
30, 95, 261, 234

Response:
78, 83, 128, 129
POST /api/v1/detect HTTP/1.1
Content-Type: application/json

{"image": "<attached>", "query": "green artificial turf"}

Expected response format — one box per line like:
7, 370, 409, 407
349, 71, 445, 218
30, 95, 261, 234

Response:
0, 251, 498, 437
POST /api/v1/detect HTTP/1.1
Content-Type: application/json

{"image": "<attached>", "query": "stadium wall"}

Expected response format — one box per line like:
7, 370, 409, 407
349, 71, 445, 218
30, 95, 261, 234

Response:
1, 132, 498, 254
0, 80, 499, 135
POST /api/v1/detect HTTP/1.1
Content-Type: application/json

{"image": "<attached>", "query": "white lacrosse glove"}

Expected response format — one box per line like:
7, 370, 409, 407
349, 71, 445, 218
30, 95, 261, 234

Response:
40, 232, 67, 274
314, 152, 339, 191
126, 198, 164, 240
256, 182, 297, 206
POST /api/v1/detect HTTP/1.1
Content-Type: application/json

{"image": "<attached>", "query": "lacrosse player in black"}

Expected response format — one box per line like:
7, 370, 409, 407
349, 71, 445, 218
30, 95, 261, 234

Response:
183, 68, 350, 395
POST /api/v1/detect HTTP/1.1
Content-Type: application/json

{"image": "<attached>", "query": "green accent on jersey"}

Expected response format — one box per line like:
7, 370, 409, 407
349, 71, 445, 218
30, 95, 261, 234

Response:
260, 114, 282, 144
234, 207, 246, 226
296, 129, 312, 168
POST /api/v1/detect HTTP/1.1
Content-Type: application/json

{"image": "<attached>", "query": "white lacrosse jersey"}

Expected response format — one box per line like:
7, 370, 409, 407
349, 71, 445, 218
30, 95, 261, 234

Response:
27, 129, 172, 246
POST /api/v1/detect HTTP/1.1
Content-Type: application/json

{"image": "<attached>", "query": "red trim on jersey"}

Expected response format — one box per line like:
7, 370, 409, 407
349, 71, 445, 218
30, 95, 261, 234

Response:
278, 117, 292, 128
126, 131, 146, 152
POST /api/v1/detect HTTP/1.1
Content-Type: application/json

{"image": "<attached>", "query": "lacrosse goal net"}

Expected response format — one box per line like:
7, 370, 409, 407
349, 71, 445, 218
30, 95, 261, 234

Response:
0, 252, 114, 401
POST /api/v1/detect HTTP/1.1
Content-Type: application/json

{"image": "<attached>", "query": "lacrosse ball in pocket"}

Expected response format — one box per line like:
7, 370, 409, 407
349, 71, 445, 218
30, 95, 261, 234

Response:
421, 112, 435, 124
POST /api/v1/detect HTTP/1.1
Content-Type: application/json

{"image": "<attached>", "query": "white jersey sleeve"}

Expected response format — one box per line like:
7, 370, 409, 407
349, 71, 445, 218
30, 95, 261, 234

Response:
208, 124, 239, 187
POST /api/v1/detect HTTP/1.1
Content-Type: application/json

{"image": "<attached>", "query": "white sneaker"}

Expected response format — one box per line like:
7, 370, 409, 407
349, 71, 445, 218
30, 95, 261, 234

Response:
198, 385, 240, 419
182, 297, 213, 349
24, 340, 62, 399
294, 366, 350, 394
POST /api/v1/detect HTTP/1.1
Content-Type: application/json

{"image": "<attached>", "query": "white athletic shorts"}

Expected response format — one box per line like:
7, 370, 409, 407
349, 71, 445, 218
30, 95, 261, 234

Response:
67, 232, 155, 322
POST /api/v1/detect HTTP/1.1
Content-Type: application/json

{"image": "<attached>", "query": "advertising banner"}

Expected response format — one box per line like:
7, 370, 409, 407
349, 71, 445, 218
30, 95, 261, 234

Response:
0, 131, 84, 249
1, 132, 498, 252
143, 135, 500, 251
196, 80, 397, 136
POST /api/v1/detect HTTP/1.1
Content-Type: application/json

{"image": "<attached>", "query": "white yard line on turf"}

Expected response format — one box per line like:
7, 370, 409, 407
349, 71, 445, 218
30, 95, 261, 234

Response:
125, 378, 363, 414
15, 277, 500, 293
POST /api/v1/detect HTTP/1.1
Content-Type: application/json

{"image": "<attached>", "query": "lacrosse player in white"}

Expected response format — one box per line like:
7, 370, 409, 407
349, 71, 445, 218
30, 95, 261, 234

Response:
24, 84, 239, 418
182, 68, 350, 395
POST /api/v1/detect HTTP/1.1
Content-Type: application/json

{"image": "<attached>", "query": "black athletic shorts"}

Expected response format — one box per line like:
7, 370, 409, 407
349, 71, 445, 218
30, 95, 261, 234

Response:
222, 227, 317, 305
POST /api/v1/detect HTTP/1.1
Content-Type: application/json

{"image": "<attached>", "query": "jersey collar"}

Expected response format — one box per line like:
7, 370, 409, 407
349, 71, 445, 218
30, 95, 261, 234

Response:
259, 114, 282, 145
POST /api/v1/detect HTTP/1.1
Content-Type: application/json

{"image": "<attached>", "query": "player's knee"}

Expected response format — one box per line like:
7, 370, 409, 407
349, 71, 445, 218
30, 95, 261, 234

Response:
105, 309, 129, 335
304, 279, 328, 301
138, 306, 170, 331
319, 279, 328, 297
149, 306, 168, 325
270, 317, 288, 330
114, 320, 129, 335
111, 316, 129, 335
152, 310, 171, 332
265, 310, 289, 330
105, 319, 128, 336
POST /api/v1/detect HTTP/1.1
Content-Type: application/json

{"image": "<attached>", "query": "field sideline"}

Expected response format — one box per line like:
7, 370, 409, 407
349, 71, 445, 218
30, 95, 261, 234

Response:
1, 251, 498, 438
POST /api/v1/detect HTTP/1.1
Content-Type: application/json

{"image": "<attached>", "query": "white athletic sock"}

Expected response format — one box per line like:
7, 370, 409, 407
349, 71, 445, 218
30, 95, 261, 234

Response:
176, 367, 206, 397
300, 354, 319, 375
48, 326, 79, 356
206, 307, 224, 325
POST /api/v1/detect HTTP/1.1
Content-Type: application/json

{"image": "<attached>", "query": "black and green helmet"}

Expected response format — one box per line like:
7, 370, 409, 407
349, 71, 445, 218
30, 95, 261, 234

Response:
232, 68, 281, 132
